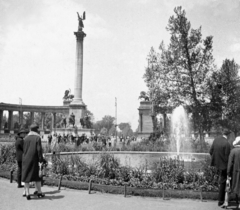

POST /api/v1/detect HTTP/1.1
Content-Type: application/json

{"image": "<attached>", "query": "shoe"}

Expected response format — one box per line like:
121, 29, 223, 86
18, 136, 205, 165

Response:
22, 194, 26, 197
33, 191, 38, 195
26, 195, 31, 200
18, 185, 24, 188
37, 193, 45, 198
218, 201, 224, 206
220, 202, 228, 209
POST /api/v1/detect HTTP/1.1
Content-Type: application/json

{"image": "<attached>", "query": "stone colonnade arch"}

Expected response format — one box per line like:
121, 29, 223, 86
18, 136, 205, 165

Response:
0, 103, 69, 134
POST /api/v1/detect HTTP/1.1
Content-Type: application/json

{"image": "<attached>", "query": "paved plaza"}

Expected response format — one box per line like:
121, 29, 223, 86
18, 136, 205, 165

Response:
0, 178, 237, 210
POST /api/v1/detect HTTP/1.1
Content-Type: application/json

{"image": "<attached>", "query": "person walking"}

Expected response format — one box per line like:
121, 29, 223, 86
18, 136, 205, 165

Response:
225, 136, 240, 208
210, 129, 231, 207
15, 127, 28, 188
22, 123, 45, 200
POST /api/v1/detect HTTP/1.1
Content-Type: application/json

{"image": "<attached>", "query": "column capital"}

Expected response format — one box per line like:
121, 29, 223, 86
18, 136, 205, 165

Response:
74, 31, 86, 41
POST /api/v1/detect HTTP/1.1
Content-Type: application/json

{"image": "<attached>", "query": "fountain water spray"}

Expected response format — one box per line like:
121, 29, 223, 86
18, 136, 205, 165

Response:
171, 106, 190, 155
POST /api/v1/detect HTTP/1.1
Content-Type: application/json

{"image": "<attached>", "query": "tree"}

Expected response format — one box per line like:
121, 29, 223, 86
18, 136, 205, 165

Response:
108, 125, 116, 136
209, 59, 240, 134
118, 123, 131, 131
118, 122, 134, 137
92, 115, 115, 135
122, 126, 134, 137
143, 7, 216, 149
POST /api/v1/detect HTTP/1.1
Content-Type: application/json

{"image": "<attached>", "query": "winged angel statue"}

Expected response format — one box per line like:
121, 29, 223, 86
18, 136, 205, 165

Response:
77, 11, 86, 31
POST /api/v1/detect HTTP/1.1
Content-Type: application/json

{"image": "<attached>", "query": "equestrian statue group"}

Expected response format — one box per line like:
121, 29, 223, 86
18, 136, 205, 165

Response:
61, 90, 92, 129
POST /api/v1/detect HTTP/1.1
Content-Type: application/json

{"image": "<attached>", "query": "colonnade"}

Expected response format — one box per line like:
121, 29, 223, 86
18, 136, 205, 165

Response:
0, 109, 58, 134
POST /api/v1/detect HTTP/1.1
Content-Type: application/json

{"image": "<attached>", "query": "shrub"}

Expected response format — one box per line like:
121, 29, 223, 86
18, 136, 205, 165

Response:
152, 157, 185, 184
97, 153, 119, 179
115, 166, 131, 182
92, 142, 103, 151
0, 143, 16, 165
51, 155, 70, 175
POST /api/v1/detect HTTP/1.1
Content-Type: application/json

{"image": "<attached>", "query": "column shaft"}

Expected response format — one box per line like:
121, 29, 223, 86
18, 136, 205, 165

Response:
71, 31, 86, 105
8, 110, 13, 130
52, 113, 56, 132
41, 112, 45, 131
19, 111, 23, 126
30, 112, 34, 124
0, 110, 3, 132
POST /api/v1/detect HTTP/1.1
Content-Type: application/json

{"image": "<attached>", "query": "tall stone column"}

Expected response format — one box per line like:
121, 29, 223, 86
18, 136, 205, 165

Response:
0, 110, 3, 133
41, 112, 45, 131
8, 110, 13, 131
71, 30, 86, 105
52, 113, 56, 132
69, 25, 86, 128
30, 112, 34, 124
19, 111, 23, 126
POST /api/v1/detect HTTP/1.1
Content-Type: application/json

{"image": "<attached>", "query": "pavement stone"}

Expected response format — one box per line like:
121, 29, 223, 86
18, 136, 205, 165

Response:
0, 177, 237, 210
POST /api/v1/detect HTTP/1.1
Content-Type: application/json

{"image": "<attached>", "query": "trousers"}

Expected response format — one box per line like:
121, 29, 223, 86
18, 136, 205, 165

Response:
17, 161, 22, 186
218, 169, 227, 203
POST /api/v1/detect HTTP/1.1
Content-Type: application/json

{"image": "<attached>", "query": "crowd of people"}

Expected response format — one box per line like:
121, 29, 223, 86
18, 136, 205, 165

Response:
210, 129, 240, 208
46, 132, 137, 150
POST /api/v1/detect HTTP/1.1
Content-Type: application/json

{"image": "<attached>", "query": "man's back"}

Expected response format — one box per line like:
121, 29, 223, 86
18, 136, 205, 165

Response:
210, 136, 231, 170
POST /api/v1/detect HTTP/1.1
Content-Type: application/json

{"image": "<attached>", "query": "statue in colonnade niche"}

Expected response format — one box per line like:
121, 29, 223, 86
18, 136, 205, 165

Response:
60, 115, 67, 128
68, 112, 75, 128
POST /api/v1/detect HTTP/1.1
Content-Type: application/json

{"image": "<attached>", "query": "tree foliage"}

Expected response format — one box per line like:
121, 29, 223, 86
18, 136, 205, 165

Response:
118, 122, 134, 137
143, 7, 216, 145
92, 115, 115, 135
209, 59, 240, 134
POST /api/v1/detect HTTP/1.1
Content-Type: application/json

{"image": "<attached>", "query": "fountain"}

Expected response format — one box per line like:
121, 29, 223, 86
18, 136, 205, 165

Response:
170, 105, 190, 156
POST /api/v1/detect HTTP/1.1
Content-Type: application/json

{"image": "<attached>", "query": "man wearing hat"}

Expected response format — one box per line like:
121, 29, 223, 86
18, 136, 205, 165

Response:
15, 127, 28, 188
210, 129, 231, 207
21, 123, 45, 200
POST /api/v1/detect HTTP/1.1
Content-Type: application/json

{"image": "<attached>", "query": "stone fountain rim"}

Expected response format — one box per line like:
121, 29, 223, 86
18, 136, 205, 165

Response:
45, 151, 210, 156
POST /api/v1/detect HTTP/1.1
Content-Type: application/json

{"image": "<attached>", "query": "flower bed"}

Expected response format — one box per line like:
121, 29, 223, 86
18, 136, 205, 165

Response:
0, 169, 219, 200
0, 143, 219, 198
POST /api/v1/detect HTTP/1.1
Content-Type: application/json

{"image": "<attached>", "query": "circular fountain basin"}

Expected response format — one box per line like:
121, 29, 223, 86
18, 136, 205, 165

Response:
45, 151, 210, 171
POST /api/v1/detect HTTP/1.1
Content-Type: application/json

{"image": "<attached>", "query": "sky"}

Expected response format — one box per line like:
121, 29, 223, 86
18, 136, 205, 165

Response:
0, 0, 240, 130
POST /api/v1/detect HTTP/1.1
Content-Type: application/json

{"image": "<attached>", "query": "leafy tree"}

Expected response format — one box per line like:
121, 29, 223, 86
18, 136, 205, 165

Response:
209, 59, 240, 134
100, 127, 108, 135
143, 7, 216, 149
118, 122, 134, 137
122, 126, 134, 137
118, 123, 131, 131
92, 115, 115, 135
108, 125, 116, 136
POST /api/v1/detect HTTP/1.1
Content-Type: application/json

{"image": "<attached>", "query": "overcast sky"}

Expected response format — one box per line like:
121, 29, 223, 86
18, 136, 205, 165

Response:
0, 0, 239, 130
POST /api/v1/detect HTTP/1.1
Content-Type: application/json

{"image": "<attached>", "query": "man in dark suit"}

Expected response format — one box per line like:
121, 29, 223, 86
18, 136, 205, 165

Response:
15, 127, 28, 188
210, 129, 231, 207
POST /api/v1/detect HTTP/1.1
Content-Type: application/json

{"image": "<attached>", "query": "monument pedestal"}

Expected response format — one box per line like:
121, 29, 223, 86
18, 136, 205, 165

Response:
138, 101, 155, 138
69, 103, 86, 128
